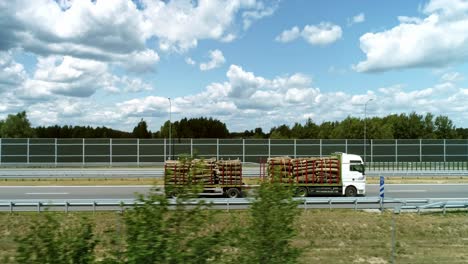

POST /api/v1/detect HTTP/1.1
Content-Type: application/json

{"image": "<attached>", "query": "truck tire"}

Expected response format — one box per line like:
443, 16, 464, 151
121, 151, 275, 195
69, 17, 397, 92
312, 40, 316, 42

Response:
345, 186, 357, 197
225, 188, 241, 198
295, 187, 308, 197
166, 188, 181, 199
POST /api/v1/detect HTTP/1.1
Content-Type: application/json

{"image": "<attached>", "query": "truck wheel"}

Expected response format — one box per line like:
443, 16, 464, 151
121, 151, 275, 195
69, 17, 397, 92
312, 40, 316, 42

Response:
169, 189, 181, 199
295, 187, 308, 197
226, 188, 241, 198
345, 186, 357, 197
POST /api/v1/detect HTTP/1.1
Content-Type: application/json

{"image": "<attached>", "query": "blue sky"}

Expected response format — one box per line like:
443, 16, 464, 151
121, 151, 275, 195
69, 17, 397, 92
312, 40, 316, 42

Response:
1, 0, 468, 132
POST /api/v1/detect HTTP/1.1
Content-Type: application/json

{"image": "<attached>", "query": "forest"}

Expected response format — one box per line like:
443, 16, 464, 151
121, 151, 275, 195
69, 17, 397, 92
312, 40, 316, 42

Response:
0, 111, 467, 139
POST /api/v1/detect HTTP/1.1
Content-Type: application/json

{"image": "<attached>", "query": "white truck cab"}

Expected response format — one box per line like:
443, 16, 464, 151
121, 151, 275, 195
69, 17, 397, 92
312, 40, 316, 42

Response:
339, 153, 366, 196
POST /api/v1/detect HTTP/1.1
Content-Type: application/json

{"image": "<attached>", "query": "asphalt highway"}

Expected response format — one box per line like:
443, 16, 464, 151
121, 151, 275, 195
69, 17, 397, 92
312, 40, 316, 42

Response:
1, 184, 467, 200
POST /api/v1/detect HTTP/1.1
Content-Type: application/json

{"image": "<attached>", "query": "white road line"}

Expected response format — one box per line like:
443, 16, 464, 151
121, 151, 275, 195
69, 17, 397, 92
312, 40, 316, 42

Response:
367, 184, 468, 186
25, 193, 69, 195
388, 190, 427, 193
0, 185, 154, 188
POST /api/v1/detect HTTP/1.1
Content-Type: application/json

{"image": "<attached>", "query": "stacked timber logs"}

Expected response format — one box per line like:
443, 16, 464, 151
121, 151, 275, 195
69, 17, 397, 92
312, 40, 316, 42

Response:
267, 156, 340, 184
216, 159, 242, 185
164, 158, 242, 185
191, 158, 217, 184
165, 159, 190, 184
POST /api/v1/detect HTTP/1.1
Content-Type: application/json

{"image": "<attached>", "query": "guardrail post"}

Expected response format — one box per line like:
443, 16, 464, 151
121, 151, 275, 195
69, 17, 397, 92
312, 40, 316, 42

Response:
137, 138, 140, 166
354, 199, 358, 211
268, 138, 271, 158
320, 139, 322, 157
329, 199, 332, 210
190, 138, 193, 157
55, 138, 57, 166
226, 199, 230, 212
93, 202, 96, 213
444, 139, 446, 163
443, 203, 446, 215
395, 139, 398, 164
419, 139, 422, 163
37, 202, 41, 213
294, 139, 297, 158
216, 138, 219, 160
65, 201, 69, 213
9, 202, 13, 213
110, 138, 113, 167
27, 138, 30, 164
82, 138, 85, 165
304, 200, 307, 211
242, 139, 245, 162
164, 138, 167, 161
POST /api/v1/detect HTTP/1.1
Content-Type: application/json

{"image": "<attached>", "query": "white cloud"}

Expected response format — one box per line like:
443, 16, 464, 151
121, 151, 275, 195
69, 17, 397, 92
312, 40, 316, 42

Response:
185, 57, 196, 65
242, 1, 279, 30
301, 23, 342, 45
221, 34, 237, 43
226, 64, 267, 98
1, 0, 157, 71
355, 0, 468, 72
441, 72, 464, 82
348, 13, 365, 26
397, 16, 422, 24
275, 26, 301, 43
0, 52, 28, 93
200, 49, 226, 71
118, 96, 168, 115
276, 23, 342, 46
4, 62, 468, 132
6, 55, 154, 99
142, 0, 277, 52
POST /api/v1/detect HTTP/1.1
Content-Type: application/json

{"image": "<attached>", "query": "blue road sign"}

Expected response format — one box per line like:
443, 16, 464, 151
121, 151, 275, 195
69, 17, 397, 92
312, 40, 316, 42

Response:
379, 175, 385, 199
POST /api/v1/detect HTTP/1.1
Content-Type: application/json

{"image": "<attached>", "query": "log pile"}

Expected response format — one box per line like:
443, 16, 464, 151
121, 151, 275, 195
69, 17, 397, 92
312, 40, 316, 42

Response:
165, 159, 190, 184
216, 159, 242, 185
191, 158, 217, 184
165, 158, 242, 185
267, 156, 340, 184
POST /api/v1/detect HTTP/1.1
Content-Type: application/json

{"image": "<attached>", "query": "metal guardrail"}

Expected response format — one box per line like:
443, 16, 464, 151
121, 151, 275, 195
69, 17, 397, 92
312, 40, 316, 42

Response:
2, 197, 464, 213
397, 200, 468, 214
0, 168, 163, 178
367, 170, 468, 177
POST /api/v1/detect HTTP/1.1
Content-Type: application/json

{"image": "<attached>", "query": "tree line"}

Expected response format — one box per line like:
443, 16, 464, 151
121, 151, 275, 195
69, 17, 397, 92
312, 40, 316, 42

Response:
0, 111, 467, 139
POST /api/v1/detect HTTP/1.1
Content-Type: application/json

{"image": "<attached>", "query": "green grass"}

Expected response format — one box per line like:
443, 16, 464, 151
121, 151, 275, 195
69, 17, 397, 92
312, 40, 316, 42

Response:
1, 210, 468, 263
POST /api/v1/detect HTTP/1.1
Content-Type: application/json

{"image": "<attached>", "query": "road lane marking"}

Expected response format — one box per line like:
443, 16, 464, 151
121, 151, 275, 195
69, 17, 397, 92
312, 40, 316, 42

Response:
388, 190, 427, 193
25, 193, 69, 195
0, 185, 154, 188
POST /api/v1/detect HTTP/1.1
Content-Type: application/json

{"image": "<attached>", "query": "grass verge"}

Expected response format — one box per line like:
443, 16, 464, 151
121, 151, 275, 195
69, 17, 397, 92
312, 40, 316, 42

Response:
1, 210, 467, 263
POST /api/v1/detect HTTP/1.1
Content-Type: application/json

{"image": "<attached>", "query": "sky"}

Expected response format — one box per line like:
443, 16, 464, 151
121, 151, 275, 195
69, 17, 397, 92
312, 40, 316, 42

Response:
1, 0, 468, 133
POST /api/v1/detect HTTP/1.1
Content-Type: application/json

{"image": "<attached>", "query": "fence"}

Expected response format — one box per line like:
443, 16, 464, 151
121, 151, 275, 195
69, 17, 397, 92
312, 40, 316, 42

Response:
0, 138, 467, 166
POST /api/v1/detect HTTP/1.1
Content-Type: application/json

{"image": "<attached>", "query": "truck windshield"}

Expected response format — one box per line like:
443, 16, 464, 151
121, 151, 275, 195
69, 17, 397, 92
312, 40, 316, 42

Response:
350, 164, 365, 174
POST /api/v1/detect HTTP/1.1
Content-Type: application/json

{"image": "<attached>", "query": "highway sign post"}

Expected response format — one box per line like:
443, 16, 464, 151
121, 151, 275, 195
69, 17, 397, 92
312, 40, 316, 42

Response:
380, 175, 385, 211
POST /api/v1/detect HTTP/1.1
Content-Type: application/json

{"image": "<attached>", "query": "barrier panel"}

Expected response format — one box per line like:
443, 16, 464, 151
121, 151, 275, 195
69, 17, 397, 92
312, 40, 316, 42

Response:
0, 138, 467, 166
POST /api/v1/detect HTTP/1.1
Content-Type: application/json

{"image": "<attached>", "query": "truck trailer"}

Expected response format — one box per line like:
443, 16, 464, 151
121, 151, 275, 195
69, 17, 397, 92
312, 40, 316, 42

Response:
164, 158, 244, 198
266, 152, 366, 197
